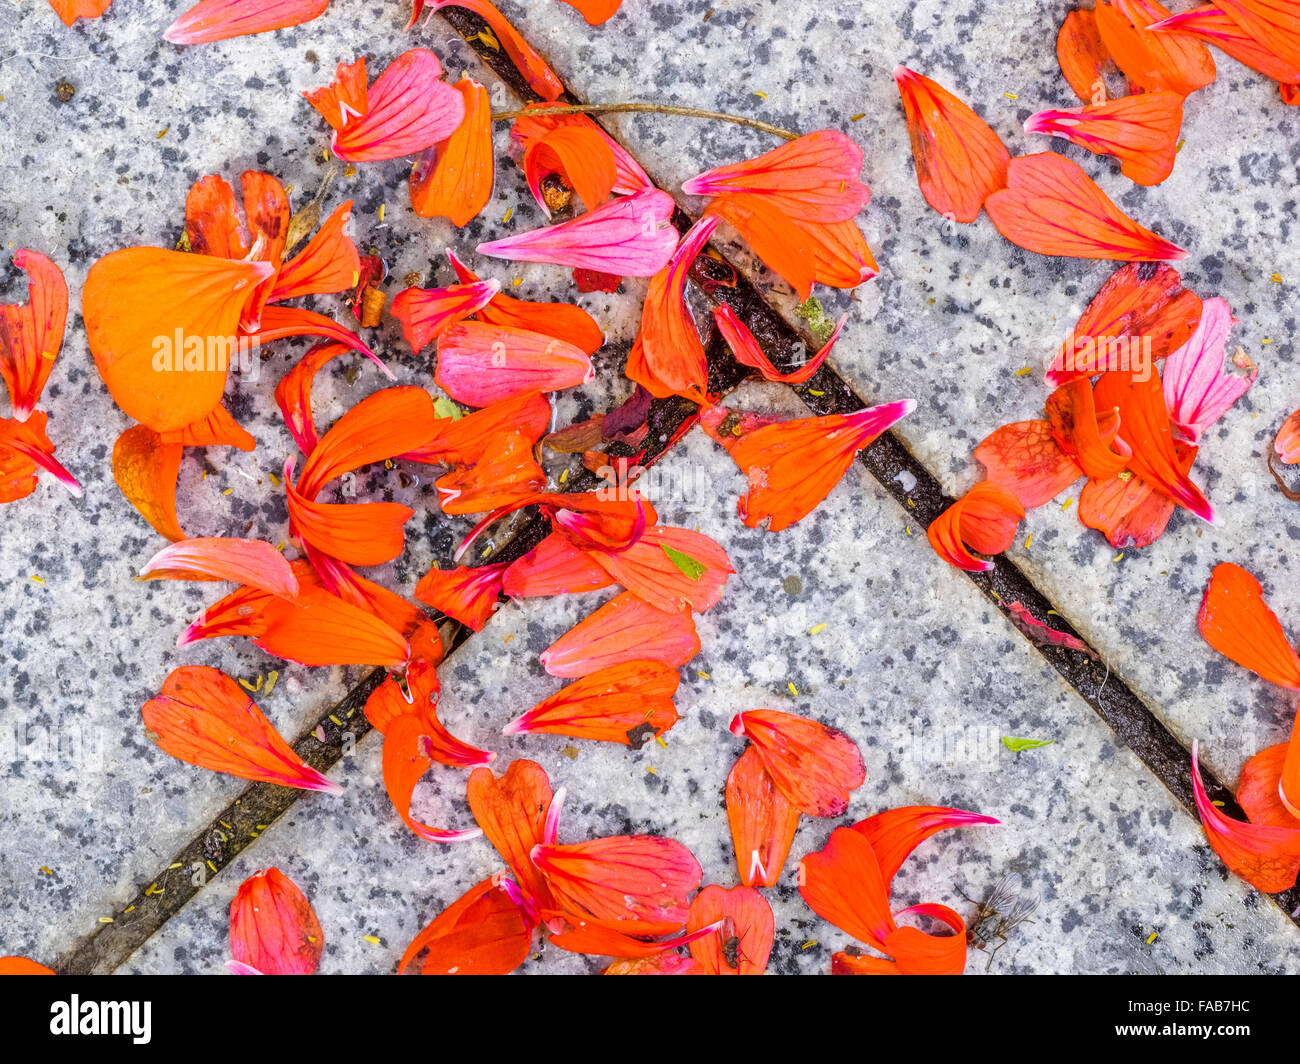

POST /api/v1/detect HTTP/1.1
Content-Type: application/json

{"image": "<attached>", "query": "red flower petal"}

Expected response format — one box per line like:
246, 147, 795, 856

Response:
798, 826, 897, 951
466, 759, 556, 910
714, 302, 845, 385
524, 125, 618, 216
726, 746, 801, 888
501, 531, 617, 598
399, 876, 535, 975
730, 710, 865, 817
392, 279, 500, 355
588, 525, 734, 613
420, 0, 563, 101
974, 419, 1083, 508
229, 868, 323, 976
139, 537, 299, 598
410, 79, 494, 227
1094, 0, 1217, 95
1057, 8, 1117, 103
1198, 562, 1300, 689
686, 884, 775, 975
166, 0, 328, 44
381, 713, 483, 842
927, 482, 1025, 571
435, 322, 593, 406
0, 250, 67, 421
1024, 91, 1185, 186
285, 463, 414, 567
503, 660, 680, 746
366, 660, 493, 768
414, 561, 508, 631
852, 806, 999, 887
541, 590, 700, 677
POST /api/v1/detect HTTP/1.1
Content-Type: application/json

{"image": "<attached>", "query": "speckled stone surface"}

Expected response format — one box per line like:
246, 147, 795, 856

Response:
3, 0, 1300, 973
125, 423, 1300, 974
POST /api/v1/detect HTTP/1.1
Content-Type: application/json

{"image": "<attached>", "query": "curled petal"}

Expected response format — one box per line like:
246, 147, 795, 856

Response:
683, 130, 870, 223
0, 250, 68, 421
1094, 0, 1217, 95
885, 905, 969, 975
366, 660, 493, 768
686, 885, 775, 976
525, 126, 618, 217
410, 79, 494, 227
984, 152, 1186, 261
297, 386, 438, 500
726, 401, 915, 532
974, 419, 1083, 508
159, 404, 256, 452
268, 201, 362, 304
405, 390, 552, 466
165, 0, 327, 44
84, 249, 273, 432
714, 303, 844, 385
274, 343, 350, 457
143, 665, 341, 792
726, 746, 801, 888
1198, 563, 1300, 689
244, 305, 389, 380
928, 482, 1025, 572
306, 50, 466, 163
423, 0, 563, 100
0, 413, 81, 500
1057, 8, 1117, 102
381, 714, 483, 842
140, 537, 299, 598
635, 216, 719, 401
541, 591, 700, 677
532, 835, 702, 930
477, 189, 679, 277
852, 806, 999, 888
511, 108, 652, 198
1276, 408, 1300, 465
1216, 0, 1300, 72
435, 322, 592, 406
730, 709, 865, 817
504, 661, 680, 746
1192, 739, 1300, 893
1162, 297, 1254, 444
1078, 453, 1189, 549
467, 759, 556, 910
229, 868, 323, 976
435, 433, 546, 516
893, 66, 1011, 223
285, 467, 413, 567
703, 192, 815, 300
415, 561, 508, 631
1045, 380, 1132, 480
1238, 740, 1300, 828
1024, 91, 1185, 187
399, 876, 535, 975
449, 252, 604, 354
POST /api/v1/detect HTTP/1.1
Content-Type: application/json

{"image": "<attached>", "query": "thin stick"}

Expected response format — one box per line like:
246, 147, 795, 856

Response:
490, 102, 800, 141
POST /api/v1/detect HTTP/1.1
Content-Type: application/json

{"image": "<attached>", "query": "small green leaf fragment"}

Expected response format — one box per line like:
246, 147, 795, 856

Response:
662, 544, 706, 581
1002, 736, 1056, 752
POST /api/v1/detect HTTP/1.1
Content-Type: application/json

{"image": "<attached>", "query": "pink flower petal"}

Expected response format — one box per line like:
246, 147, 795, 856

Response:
435, 321, 593, 406
1162, 297, 1255, 444
165, 0, 329, 45
392, 279, 501, 355
139, 538, 300, 599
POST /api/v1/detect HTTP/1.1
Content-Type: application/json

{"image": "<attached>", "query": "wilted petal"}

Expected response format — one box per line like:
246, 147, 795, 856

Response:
714, 303, 845, 385
0, 413, 81, 500
974, 420, 1082, 508
525, 125, 618, 217
703, 192, 816, 300
928, 482, 1024, 571
159, 404, 256, 452
893, 67, 1010, 223
229, 868, 324, 976
1162, 297, 1254, 443
405, 390, 552, 466
541, 591, 700, 677
274, 343, 350, 457
0, 250, 68, 421
436, 433, 546, 515
268, 201, 361, 304
985, 152, 1186, 261
477, 189, 679, 277
366, 660, 493, 769
166, 0, 328, 43
1045, 380, 1132, 480
142, 665, 342, 792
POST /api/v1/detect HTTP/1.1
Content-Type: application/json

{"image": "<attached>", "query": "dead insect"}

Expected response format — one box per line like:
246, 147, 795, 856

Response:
962, 871, 1038, 970
721, 935, 743, 970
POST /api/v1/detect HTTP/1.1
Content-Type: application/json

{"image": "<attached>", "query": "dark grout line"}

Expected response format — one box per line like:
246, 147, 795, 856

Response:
59, 9, 1294, 972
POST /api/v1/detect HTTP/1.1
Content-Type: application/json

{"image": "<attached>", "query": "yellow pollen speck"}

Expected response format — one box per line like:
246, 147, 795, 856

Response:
264, 670, 279, 696
646, 766, 658, 775
363, 935, 382, 945
808, 389, 824, 396
502, 633, 515, 644
156, 127, 169, 139
206, 860, 218, 874
276, 542, 286, 552
809, 623, 827, 636
145, 882, 163, 896
1175, 138, 1186, 153
99, 916, 113, 924
40, 866, 53, 875
30, 575, 44, 585
801, 940, 818, 950
655, 734, 667, 749
850, 113, 866, 121
378, 204, 387, 222
268, 472, 280, 487
512, 277, 524, 287
1273, 273, 1284, 283
905, 524, 913, 536
1146, 931, 1158, 945
1015, 366, 1033, 377
1004, 91, 1019, 100
558, 468, 569, 485
222, 487, 233, 496
753, 90, 768, 100
1262, 338, 1274, 344
168, 863, 183, 870
1061, 498, 1073, 511
787, 682, 799, 696
344, 164, 357, 178
1024, 533, 1034, 549
697, 670, 711, 680
1112, 551, 1125, 563
503, 207, 513, 224
1212, 799, 1225, 807
329, 714, 343, 726
124, 905, 135, 914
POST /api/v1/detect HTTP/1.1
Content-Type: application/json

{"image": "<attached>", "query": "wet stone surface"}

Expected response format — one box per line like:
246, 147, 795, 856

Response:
1, 0, 1298, 972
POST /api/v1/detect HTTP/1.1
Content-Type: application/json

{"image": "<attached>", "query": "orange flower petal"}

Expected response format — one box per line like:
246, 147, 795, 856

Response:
798, 826, 897, 951
410, 79, 495, 227
143, 665, 342, 792
1217, 0, 1300, 72
1199, 562, 1300, 689
0, 955, 55, 974
467, 759, 556, 909
544, 911, 716, 957
269, 201, 362, 304
588, 525, 734, 614
604, 952, 706, 975
421, 0, 564, 100
1057, 8, 1116, 102
974, 419, 1083, 507
984, 152, 1186, 261
560, 0, 623, 25
532, 834, 702, 929
1095, 0, 1217, 95
1277, 408, 1300, 464
1237, 739, 1300, 828
406, 390, 553, 466
0, 412, 80, 500
541, 590, 700, 677
381, 713, 483, 842
414, 561, 508, 631
928, 482, 1025, 572
726, 746, 801, 888
686, 884, 775, 975
798, 216, 880, 289
112, 425, 186, 541
275, 343, 350, 457
504, 661, 680, 746
1152, 5, 1300, 84
1045, 380, 1132, 479
730, 709, 865, 817
1077, 456, 1188, 548
704, 192, 816, 300
285, 463, 414, 566
84, 248, 272, 432
159, 404, 256, 452
723, 400, 913, 532
525, 125, 618, 216
852, 806, 1000, 887
1025, 91, 1185, 186
435, 432, 546, 515
399, 876, 535, 975
366, 660, 493, 768
244, 304, 388, 379
0, 250, 68, 421
893, 66, 1011, 223
256, 587, 411, 667
501, 531, 617, 598
139, 537, 299, 598
229, 868, 323, 975
166, 0, 328, 44
714, 303, 846, 385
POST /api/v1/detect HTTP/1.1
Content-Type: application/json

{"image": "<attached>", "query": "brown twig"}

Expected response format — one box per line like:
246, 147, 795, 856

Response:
490, 102, 800, 141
